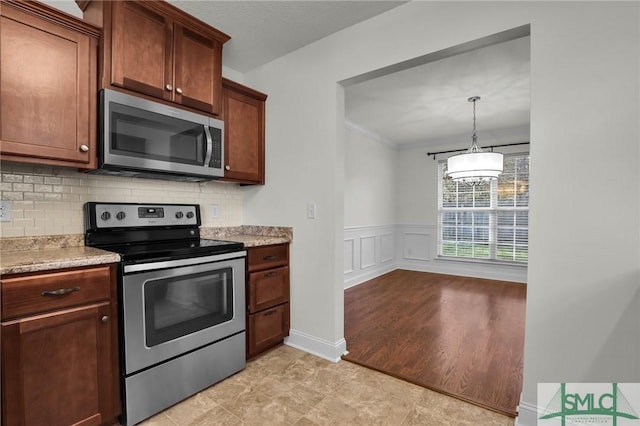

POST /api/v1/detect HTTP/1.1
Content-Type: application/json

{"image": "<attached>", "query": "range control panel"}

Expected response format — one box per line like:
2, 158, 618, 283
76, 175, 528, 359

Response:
85, 203, 200, 229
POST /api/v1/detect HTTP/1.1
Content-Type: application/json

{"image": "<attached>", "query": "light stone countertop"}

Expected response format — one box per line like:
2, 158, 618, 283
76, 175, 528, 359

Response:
1, 226, 292, 276
1, 246, 121, 275
201, 226, 292, 248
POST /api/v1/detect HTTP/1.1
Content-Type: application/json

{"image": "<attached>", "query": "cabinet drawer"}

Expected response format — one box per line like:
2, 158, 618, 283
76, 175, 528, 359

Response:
247, 303, 289, 357
1, 266, 112, 320
247, 244, 288, 272
248, 266, 289, 314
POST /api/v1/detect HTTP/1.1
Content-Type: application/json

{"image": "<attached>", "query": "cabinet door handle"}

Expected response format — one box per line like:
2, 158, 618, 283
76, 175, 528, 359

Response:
263, 255, 277, 261
41, 286, 80, 296
225, 165, 231, 171
264, 309, 277, 316
165, 83, 173, 91
264, 271, 278, 278
101, 315, 109, 323
176, 87, 183, 94
79, 144, 89, 152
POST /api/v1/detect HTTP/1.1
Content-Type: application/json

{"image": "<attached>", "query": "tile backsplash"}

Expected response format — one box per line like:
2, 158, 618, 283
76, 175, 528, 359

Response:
0, 161, 243, 238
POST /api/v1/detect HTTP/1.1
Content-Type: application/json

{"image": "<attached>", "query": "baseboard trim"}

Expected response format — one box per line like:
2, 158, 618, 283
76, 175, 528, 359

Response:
344, 263, 396, 289
398, 261, 527, 283
284, 329, 347, 363
515, 400, 538, 426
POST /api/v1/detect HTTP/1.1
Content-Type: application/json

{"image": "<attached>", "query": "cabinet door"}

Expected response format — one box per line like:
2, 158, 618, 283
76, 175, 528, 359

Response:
2, 302, 113, 426
0, 4, 97, 168
111, 1, 172, 100
174, 24, 222, 115
248, 266, 290, 314
247, 303, 289, 358
222, 80, 266, 184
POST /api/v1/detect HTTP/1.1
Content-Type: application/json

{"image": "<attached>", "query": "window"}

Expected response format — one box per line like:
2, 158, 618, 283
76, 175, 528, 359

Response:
438, 153, 529, 263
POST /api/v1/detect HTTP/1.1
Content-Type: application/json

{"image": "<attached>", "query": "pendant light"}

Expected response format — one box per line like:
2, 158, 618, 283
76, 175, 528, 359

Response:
446, 96, 503, 185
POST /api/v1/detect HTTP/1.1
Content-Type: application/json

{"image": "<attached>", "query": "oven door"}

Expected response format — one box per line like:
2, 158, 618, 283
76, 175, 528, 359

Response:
121, 252, 245, 375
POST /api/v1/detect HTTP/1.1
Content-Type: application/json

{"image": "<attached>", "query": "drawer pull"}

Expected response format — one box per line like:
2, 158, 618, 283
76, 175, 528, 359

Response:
264, 271, 278, 278
264, 309, 277, 316
41, 286, 80, 296
263, 255, 278, 261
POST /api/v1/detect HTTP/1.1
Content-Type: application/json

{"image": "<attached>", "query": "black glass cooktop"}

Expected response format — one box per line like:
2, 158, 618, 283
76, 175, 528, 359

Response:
99, 239, 244, 263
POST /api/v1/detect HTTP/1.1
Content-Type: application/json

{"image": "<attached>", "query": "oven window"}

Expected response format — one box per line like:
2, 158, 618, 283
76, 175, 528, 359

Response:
144, 268, 233, 347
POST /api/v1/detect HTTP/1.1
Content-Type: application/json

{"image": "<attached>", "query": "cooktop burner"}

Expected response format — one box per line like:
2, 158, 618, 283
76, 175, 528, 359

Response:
84, 202, 244, 263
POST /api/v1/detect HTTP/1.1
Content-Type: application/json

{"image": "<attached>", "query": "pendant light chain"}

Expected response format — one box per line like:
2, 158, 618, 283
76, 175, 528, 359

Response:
469, 96, 481, 153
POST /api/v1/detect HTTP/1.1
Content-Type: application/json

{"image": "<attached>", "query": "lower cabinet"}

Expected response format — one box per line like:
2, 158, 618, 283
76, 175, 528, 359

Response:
246, 244, 290, 358
1, 264, 120, 426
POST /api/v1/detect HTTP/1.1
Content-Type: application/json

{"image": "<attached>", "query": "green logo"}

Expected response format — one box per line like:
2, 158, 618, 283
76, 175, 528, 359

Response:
539, 383, 639, 426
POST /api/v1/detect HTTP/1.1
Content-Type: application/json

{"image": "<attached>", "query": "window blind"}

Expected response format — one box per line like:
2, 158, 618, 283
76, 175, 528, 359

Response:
437, 153, 529, 263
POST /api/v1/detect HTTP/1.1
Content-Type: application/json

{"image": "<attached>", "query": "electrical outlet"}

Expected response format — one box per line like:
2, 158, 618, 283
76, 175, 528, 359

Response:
0, 200, 12, 222
307, 203, 317, 219
211, 204, 219, 219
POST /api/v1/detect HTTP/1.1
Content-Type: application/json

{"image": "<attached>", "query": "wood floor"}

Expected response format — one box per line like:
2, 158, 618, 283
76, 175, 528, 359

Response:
343, 269, 526, 417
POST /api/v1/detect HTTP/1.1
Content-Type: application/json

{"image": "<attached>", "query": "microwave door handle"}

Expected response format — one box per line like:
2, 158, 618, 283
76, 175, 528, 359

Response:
203, 125, 213, 167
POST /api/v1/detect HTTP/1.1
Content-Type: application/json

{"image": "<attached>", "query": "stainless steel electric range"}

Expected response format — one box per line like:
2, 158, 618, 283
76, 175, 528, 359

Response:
84, 202, 246, 426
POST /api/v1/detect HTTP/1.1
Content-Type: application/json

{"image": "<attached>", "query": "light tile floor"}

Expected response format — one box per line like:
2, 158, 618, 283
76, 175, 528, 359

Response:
140, 345, 514, 426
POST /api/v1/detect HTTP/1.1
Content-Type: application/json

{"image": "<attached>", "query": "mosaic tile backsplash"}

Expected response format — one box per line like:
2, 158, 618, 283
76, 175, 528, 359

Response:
0, 161, 243, 238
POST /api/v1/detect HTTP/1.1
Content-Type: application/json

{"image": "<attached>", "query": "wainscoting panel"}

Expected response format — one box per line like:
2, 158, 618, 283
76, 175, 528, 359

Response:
344, 225, 396, 289
380, 233, 394, 263
402, 232, 430, 261
360, 235, 377, 269
344, 224, 527, 288
343, 239, 355, 275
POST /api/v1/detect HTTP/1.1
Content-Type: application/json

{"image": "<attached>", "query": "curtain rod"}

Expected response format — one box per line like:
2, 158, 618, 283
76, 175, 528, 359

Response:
426, 142, 530, 160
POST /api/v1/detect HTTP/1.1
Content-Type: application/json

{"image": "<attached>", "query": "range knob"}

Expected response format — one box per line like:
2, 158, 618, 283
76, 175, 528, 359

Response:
116, 211, 126, 221
175, 211, 184, 219
100, 211, 111, 221
186, 211, 195, 219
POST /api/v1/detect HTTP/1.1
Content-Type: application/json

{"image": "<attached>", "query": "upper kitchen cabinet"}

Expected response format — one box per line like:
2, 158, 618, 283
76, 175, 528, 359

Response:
80, 1, 230, 116
222, 78, 267, 185
0, 0, 99, 169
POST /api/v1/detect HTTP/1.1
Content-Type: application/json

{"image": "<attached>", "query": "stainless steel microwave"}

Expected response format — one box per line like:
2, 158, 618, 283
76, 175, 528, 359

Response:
92, 89, 224, 182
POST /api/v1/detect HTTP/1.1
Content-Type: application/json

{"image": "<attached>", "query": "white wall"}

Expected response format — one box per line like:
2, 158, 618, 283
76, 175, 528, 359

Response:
395, 146, 438, 225
344, 125, 396, 227
241, 1, 640, 423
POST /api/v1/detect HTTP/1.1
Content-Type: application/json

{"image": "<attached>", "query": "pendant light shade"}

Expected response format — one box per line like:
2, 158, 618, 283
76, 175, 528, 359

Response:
446, 96, 503, 185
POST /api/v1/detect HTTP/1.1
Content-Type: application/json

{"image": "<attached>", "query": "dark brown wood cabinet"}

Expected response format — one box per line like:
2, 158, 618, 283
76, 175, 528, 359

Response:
1, 264, 120, 426
0, 0, 99, 169
246, 244, 290, 358
222, 78, 267, 185
81, 0, 229, 116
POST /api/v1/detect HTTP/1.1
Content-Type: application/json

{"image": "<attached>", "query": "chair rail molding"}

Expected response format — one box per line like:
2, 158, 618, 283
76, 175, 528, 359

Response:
344, 224, 527, 289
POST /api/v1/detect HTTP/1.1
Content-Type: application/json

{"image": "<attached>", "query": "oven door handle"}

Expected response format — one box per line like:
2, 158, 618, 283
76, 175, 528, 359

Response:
124, 250, 246, 274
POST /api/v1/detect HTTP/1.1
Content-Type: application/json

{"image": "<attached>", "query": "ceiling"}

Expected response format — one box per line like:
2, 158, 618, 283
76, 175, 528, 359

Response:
345, 36, 531, 150
168, 1, 530, 151
168, 1, 408, 73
